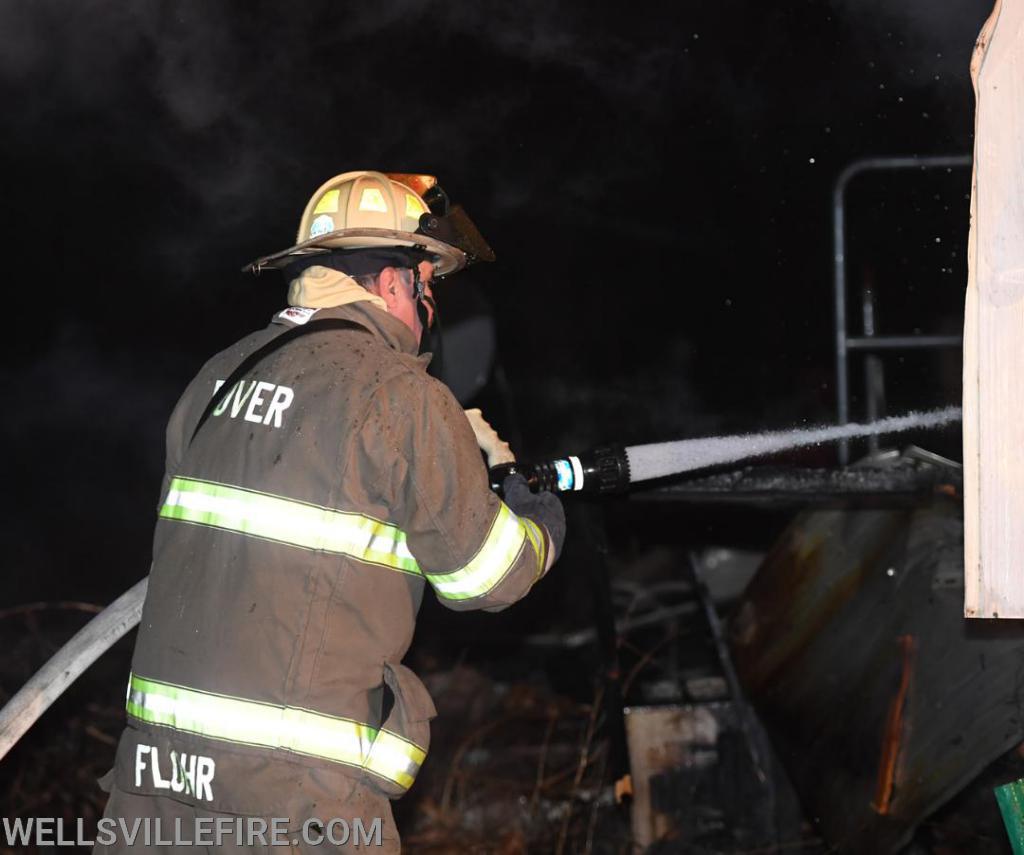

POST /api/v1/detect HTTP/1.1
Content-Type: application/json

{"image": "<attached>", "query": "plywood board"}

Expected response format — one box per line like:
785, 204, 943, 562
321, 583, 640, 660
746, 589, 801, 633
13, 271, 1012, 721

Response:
964, 0, 1024, 618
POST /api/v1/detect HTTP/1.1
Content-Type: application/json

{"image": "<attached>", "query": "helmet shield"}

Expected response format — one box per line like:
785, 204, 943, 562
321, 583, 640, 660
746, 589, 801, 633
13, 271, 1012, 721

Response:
416, 205, 495, 266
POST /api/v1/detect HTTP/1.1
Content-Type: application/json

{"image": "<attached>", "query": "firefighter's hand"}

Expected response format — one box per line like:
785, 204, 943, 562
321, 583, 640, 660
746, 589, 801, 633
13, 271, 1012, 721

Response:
502, 474, 565, 570
463, 408, 515, 468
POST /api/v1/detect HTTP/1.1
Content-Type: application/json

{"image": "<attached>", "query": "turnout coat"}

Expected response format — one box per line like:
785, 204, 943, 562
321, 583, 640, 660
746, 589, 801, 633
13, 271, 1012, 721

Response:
108, 300, 551, 816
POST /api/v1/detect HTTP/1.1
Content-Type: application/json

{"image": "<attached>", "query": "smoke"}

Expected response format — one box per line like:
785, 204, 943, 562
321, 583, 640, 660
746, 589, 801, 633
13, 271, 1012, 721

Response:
1, 323, 176, 461
0, 0, 990, 238
0, 3, 313, 249
828, 0, 991, 55
0, 1, 720, 225
0, 323, 181, 598
825, 0, 992, 89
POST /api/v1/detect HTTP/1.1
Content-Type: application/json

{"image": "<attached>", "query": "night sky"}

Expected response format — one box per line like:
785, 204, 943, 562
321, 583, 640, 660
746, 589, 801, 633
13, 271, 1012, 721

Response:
1, 0, 989, 607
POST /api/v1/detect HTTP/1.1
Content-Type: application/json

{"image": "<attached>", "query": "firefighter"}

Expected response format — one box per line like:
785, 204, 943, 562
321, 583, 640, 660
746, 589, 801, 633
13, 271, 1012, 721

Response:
95, 171, 565, 852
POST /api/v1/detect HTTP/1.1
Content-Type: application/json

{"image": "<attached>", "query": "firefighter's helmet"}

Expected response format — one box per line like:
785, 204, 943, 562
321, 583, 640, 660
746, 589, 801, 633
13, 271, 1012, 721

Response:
245, 170, 494, 277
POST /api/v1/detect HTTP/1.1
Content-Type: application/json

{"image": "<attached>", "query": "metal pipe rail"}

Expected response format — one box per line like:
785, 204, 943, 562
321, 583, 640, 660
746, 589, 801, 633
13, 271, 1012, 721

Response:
833, 155, 971, 464
846, 335, 963, 351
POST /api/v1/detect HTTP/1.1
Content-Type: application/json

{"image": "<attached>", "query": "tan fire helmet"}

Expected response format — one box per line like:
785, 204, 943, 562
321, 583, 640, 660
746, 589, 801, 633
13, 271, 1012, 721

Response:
245, 170, 494, 277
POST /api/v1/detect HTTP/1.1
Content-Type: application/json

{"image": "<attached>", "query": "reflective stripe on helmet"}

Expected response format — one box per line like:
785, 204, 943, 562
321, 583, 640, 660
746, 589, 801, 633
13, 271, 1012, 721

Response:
126, 673, 425, 791
425, 503, 543, 600
160, 477, 421, 575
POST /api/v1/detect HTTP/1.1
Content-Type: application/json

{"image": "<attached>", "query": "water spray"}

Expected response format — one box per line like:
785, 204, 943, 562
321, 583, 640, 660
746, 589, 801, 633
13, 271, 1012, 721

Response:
490, 406, 962, 495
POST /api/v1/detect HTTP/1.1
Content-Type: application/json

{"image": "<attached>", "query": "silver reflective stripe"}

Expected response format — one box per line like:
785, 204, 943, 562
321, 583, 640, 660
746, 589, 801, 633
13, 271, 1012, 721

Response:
426, 503, 544, 601
127, 673, 425, 791
160, 477, 420, 575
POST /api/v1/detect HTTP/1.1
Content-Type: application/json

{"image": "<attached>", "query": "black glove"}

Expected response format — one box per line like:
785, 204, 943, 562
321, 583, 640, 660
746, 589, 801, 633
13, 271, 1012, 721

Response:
502, 474, 566, 563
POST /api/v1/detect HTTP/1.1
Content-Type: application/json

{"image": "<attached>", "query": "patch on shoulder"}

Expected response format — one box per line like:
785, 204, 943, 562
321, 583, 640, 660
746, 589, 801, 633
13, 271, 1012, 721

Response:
277, 306, 320, 326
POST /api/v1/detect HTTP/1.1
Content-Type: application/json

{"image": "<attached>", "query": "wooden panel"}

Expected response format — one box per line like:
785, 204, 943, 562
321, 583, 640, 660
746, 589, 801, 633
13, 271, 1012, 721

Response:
964, 0, 1024, 618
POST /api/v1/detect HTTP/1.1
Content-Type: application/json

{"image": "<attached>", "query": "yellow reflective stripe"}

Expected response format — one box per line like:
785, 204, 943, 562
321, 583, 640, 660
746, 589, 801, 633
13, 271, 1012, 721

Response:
126, 673, 425, 792
522, 518, 547, 578
160, 477, 421, 575
427, 503, 532, 600
365, 730, 422, 791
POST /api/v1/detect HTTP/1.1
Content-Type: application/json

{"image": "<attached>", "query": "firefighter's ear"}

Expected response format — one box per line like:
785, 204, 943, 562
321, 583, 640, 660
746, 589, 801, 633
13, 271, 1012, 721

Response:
376, 267, 402, 312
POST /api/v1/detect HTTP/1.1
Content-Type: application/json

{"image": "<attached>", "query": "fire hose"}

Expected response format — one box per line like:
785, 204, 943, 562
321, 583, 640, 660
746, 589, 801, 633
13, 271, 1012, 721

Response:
0, 578, 147, 761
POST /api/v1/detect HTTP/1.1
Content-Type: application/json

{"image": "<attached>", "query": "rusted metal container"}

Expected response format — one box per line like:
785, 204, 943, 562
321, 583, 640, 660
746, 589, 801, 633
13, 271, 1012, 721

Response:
732, 498, 1024, 852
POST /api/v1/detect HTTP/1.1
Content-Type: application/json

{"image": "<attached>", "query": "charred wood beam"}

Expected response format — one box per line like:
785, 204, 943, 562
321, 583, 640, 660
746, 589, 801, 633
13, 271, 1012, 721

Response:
631, 460, 961, 507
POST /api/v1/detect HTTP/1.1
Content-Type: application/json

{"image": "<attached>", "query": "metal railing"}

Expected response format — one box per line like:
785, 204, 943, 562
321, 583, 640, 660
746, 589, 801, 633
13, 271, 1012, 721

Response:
833, 155, 971, 464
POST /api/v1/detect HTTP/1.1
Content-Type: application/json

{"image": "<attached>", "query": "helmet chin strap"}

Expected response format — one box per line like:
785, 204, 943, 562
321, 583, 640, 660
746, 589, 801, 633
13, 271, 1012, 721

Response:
411, 265, 444, 377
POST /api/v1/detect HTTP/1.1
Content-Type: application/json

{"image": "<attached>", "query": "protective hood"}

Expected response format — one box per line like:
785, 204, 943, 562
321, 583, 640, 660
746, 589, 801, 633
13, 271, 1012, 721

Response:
287, 266, 388, 313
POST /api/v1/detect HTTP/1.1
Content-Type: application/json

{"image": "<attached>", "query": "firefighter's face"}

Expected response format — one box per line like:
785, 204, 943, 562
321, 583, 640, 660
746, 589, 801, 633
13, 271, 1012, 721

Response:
377, 263, 435, 343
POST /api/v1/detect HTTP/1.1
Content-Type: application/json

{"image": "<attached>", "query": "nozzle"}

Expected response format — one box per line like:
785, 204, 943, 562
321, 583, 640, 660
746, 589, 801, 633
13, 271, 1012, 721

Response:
489, 445, 631, 496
